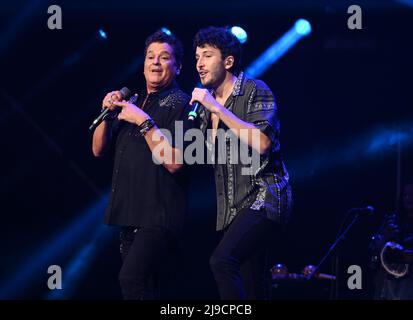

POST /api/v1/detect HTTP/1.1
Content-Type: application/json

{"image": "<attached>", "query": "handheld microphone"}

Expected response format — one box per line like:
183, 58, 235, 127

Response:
188, 88, 212, 121
188, 101, 201, 121
89, 87, 131, 130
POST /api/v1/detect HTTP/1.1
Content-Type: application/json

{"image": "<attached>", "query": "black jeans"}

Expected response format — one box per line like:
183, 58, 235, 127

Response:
118, 226, 174, 300
209, 208, 278, 300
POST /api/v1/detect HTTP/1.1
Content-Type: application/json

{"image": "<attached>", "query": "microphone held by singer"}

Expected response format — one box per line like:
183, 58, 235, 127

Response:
89, 87, 131, 131
188, 101, 201, 121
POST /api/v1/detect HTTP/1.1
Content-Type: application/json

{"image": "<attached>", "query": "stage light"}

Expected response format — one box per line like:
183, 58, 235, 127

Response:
231, 26, 248, 44
161, 27, 172, 36
294, 19, 312, 36
98, 29, 107, 40
245, 19, 312, 78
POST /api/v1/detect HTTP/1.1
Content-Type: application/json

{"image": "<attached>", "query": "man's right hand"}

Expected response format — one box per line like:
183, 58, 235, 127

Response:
102, 90, 122, 110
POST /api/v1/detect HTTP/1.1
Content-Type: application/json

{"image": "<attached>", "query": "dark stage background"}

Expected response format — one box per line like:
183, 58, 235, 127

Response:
0, 0, 412, 299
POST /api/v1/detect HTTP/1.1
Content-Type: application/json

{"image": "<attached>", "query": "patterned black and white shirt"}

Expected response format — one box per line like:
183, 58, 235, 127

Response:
198, 72, 292, 231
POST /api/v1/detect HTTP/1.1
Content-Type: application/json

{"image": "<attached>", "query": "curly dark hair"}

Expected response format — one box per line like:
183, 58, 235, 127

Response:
144, 30, 184, 67
193, 26, 242, 75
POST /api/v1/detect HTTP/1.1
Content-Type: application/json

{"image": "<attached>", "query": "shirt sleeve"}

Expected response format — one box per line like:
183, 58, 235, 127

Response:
102, 118, 122, 159
245, 80, 280, 148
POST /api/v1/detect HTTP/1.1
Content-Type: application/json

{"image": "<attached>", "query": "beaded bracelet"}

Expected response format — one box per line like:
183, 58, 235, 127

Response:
139, 118, 156, 136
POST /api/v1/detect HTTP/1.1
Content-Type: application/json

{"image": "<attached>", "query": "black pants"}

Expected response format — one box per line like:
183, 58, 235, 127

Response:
210, 208, 278, 300
118, 226, 174, 300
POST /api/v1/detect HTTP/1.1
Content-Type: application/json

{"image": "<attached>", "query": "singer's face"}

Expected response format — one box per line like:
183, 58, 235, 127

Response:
195, 45, 227, 88
144, 42, 179, 92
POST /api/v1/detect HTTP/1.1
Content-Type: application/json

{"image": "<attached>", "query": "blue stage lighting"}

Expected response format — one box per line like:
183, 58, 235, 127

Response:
245, 19, 312, 78
368, 131, 408, 154
161, 27, 172, 36
294, 19, 311, 36
0, 194, 109, 299
98, 29, 107, 40
231, 26, 248, 44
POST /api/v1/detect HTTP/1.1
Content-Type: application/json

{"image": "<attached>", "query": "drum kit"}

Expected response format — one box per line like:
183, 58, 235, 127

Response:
380, 241, 413, 278
375, 212, 413, 278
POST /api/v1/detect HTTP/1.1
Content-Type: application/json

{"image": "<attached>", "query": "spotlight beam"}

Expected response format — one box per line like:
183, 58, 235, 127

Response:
245, 19, 311, 78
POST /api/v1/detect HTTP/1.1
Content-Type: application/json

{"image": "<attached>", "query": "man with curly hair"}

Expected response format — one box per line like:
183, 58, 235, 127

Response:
191, 26, 292, 299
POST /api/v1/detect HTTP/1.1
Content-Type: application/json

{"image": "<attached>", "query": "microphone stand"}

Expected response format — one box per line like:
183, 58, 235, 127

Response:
306, 210, 362, 299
